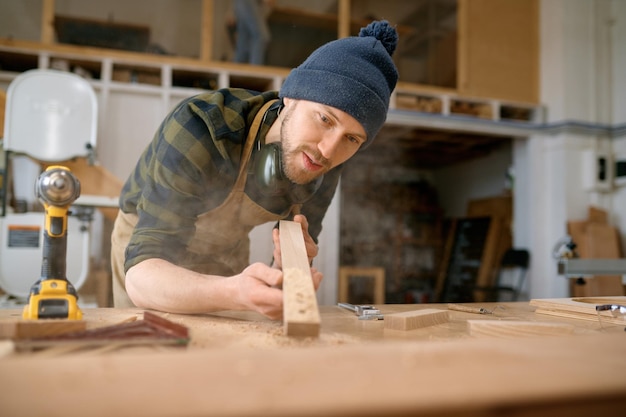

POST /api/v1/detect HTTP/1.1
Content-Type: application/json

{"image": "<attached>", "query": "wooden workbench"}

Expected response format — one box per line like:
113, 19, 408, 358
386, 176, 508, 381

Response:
0, 301, 625, 416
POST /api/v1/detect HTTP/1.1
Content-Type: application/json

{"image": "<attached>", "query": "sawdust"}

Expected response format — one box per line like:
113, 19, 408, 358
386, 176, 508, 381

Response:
171, 314, 360, 349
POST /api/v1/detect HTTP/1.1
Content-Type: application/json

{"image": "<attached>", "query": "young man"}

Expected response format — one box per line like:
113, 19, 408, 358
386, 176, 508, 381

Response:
111, 20, 399, 319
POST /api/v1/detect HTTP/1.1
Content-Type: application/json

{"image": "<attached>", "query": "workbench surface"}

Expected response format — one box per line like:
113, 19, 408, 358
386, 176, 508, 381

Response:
1, 301, 625, 417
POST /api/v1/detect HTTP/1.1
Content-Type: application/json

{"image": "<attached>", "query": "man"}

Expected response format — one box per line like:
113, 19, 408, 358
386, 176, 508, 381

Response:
233, 0, 273, 65
111, 20, 399, 319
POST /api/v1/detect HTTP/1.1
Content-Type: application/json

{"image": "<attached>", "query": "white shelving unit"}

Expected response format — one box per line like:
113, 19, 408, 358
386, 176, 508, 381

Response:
0, 41, 543, 182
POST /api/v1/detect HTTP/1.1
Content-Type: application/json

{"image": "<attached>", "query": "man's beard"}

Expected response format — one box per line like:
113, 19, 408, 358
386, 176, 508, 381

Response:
279, 106, 331, 185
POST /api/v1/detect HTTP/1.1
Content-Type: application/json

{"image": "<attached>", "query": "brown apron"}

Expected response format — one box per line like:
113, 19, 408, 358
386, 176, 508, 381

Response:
111, 100, 298, 307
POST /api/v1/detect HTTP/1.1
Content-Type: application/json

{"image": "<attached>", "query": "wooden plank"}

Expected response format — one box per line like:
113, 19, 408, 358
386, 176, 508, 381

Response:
384, 309, 449, 331
475, 216, 502, 293
200, 0, 213, 61
54, 159, 122, 222
436, 216, 502, 302
279, 220, 320, 337
467, 195, 512, 220
0, 89, 5, 134
14, 312, 189, 352
338, 0, 351, 38
468, 320, 575, 338
567, 218, 624, 296
40, 0, 55, 44
588, 206, 609, 223
1, 332, 625, 417
0, 320, 86, 340
530, 296, 626, 325
0, 38, 292, 77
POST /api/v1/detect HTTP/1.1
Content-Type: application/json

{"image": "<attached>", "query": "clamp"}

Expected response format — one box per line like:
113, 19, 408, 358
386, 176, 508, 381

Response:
338, 303, 384, 320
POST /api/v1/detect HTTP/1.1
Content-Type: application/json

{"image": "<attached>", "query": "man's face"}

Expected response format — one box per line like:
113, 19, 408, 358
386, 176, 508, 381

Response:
278, 98, 366, 185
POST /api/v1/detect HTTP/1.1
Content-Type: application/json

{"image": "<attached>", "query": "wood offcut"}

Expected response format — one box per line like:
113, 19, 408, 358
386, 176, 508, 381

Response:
13, 312, 189, 351
279, 220, 321, 337
384, 309, 449, 331
467, 320, 575, 338
531, 296, 626, 325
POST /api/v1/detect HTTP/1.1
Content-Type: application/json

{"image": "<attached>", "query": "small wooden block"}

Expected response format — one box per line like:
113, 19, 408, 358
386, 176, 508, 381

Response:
384, 309, 449, 331
0, 320, 86, 340
468, 320, 575, 338
279, 220, 321, 337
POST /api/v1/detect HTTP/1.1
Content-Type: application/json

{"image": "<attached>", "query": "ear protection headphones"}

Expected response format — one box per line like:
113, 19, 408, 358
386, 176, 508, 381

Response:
251, 142, 323, 204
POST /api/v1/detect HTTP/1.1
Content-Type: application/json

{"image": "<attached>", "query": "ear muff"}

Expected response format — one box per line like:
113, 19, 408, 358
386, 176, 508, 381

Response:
252, 142, 323, 203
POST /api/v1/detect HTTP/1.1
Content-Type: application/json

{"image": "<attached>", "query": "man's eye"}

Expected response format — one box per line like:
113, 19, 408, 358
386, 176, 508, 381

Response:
319, 113, 330, 124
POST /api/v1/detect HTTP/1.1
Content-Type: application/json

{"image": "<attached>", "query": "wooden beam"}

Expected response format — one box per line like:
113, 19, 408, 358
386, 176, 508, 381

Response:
200, 0, 213, 61
0, 89, 6, 134
531, 296, 626, 325
41, 0, 55, 44
338, 0, 351, 38
279, 220, 320, 337
47, 159, 122, 222
0, 38, 291, 77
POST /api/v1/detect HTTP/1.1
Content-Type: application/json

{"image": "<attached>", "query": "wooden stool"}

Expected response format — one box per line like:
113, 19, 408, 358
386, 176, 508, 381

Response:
338, 267, 385, 304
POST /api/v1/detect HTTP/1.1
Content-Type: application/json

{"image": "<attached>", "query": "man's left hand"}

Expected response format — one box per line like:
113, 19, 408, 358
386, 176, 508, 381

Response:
272, 214, 319, 269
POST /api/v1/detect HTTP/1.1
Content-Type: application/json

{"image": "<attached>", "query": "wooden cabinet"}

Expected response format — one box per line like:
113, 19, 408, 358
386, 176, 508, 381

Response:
457, 0, 539, 103
10, 0, 540, 104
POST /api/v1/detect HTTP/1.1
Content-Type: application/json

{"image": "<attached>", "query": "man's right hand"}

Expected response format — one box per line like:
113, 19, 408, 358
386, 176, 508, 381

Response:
233, 262, 284, 319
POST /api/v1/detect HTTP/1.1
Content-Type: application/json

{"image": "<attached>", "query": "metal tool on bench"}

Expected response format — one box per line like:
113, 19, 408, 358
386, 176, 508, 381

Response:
553, 236, 626, 277
22, 166, 83, 320
338, 303, 384, 320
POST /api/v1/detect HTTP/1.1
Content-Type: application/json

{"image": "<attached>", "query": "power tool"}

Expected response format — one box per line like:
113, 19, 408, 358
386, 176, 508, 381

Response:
22, 166, 83, 320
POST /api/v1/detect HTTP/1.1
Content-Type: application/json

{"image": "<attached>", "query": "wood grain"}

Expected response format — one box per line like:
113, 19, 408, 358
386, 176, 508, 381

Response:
1, 332, 624, 417
468, 320, 575, 338
531, 296, 626, 325
384, 309, 449, 331
0, 320, 86, 340
279, 220, 320, 337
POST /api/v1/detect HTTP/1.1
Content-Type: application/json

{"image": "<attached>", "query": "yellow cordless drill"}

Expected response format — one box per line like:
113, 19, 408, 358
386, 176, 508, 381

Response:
23, 166, 83, 320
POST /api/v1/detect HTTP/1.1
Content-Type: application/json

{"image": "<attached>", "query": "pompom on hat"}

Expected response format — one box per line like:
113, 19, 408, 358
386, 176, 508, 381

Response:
279, 20, 399, 147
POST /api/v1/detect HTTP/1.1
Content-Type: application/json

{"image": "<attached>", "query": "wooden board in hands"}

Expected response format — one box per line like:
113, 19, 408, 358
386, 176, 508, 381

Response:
279, 220, 321, 337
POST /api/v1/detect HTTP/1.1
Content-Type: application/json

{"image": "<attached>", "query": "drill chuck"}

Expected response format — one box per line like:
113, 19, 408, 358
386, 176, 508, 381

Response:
35, 167, 81, 207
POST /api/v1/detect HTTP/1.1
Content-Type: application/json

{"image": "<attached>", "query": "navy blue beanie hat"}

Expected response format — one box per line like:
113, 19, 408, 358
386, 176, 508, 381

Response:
279, 20, 399, 147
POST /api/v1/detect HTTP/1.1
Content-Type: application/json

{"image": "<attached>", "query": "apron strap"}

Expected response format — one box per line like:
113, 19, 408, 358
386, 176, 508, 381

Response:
233, 99, 278, 192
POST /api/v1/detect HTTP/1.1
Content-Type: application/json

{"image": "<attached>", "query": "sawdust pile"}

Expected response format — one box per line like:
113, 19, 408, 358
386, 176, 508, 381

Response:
170, 314, 359, 349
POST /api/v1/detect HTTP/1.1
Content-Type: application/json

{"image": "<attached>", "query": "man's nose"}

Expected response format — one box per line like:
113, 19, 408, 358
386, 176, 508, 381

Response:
317, 134, 341, 160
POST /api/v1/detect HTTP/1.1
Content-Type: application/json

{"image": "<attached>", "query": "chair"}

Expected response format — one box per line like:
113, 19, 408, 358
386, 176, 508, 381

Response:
338, 266, 385, 305
471, 249, 531, 302
0, 69, 98, 300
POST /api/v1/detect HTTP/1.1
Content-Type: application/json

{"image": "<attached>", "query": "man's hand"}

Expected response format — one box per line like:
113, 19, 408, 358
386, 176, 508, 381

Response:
235, 263, 322, 320
272, 214, 319, 268
233, 262, 284, 320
